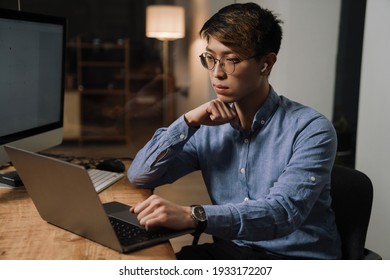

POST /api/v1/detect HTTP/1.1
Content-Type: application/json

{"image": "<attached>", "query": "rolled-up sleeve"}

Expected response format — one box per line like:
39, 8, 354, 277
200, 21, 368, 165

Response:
127, 115, 199, 188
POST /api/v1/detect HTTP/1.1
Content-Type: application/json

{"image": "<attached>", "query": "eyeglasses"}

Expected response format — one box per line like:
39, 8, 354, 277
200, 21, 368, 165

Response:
199, 52, 261, 75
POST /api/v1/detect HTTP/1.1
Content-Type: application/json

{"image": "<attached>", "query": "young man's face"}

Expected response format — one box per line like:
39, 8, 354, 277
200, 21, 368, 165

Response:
205, 36, 266, 104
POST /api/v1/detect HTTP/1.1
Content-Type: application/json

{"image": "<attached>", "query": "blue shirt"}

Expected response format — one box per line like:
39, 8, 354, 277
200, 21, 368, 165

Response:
128, 88, 342, 259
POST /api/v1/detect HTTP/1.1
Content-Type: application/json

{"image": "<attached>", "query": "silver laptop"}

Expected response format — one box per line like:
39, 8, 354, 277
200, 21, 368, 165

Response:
5, 145, 193, 253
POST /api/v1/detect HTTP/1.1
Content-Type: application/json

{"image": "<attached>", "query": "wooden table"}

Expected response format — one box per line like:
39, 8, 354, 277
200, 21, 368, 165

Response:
0, 166, 176, 260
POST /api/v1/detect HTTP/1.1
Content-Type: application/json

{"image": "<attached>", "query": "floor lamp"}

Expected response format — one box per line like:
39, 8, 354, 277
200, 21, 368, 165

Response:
146, 5, 185, 125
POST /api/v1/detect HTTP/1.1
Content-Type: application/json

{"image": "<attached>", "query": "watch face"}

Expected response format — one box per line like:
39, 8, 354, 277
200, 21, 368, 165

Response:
194, 206, 206, 221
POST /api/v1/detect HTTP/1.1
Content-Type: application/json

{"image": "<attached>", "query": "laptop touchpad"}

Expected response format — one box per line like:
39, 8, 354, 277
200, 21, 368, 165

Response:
103, 201, 144, 228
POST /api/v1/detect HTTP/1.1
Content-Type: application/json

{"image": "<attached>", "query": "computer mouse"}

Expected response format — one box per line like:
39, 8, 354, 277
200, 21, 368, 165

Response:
96, 159, 125, 173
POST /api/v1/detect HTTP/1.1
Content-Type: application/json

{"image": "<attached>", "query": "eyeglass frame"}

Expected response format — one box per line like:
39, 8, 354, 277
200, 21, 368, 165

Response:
199, 52, 264, 75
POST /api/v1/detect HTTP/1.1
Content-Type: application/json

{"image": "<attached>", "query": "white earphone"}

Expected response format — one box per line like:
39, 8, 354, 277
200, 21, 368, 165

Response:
261, 63, 268, 73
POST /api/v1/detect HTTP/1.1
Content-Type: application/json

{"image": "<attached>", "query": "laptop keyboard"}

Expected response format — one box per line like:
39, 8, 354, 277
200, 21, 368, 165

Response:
109, 216, 173, 247
88, 169, 124, 193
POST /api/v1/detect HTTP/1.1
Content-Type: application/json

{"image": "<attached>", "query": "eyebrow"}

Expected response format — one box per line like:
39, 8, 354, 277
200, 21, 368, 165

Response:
205, 46, 236, 56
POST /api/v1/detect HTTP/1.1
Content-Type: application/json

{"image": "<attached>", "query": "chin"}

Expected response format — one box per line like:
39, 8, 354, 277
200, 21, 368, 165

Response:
216, 94, 236, 103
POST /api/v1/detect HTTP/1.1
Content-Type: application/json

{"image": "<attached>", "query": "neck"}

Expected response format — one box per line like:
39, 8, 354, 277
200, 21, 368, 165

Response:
234, 83, 270, 133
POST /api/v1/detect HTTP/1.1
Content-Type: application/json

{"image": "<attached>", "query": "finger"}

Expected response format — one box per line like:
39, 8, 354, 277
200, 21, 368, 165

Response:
132, 200, 148, 214
133, 195, 162, 221
221, 102, 237, 118
130, 202, 140, 213
138, 207, 167, 229
135, 203, 155, 222
208, 100, 236, 123
143, 216, 163, 231
214, 101, 229, 119
206, 100, 225, 121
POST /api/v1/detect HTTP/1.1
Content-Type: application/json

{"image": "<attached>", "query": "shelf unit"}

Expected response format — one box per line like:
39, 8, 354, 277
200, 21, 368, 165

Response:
66, 37, 131, 143
65, 37, 176, 143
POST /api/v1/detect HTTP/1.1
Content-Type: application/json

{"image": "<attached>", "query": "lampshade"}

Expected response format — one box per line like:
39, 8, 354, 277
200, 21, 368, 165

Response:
146, 5, 185, 40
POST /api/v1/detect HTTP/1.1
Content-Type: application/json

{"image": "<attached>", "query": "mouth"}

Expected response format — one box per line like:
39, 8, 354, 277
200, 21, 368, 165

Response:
213, 84, 229, 95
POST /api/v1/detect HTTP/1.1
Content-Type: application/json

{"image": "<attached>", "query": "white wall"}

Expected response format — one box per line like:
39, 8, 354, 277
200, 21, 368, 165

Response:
174, 0, 208, 116
263, 0, 340, 120
356, 0, 390, 260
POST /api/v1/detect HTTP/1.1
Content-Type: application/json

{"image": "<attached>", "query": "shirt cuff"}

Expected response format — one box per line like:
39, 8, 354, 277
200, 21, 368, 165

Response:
203, 204, 240, 239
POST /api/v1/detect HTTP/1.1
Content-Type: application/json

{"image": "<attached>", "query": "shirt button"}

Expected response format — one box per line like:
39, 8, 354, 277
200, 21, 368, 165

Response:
260, 119, 265, 125
244, 139, 249, 144
244, 197, 249, 202
240, 168, 245, 174
310, 176, 316, 182
179, 134, 186, 140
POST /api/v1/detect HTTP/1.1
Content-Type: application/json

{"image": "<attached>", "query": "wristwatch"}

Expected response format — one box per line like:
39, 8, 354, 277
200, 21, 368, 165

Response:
191, 205, 207, 234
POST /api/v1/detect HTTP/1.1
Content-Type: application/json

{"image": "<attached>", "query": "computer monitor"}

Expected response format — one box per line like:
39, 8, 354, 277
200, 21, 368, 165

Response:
0, 9, 66, 167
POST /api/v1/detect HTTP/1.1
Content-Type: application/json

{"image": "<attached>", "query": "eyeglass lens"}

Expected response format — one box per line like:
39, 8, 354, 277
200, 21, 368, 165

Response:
199, 53, 235, 74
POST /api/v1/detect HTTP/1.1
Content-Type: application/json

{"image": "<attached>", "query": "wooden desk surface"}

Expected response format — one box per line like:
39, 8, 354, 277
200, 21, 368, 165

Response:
0, 166, 176, 260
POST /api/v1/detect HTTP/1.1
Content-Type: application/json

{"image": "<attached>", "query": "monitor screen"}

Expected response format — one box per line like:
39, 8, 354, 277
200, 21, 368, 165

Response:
0, 9, 66, 165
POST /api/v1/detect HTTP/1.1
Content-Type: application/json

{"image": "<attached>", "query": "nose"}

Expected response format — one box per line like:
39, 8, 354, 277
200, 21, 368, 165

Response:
212, 60, 226, 78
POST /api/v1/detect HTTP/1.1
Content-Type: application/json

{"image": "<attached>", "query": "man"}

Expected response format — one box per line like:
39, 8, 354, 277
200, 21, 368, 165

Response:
128, 2, 341, 259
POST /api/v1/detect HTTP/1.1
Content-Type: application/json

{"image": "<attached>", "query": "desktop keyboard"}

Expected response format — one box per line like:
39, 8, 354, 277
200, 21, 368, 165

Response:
88, 168, 124, 193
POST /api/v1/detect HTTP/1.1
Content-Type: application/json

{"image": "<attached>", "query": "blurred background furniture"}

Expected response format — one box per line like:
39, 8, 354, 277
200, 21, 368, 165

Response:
66, 37, 131, 143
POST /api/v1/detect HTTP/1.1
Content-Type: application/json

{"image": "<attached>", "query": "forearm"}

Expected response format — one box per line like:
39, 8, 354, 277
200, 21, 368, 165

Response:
127, 116, 199, 188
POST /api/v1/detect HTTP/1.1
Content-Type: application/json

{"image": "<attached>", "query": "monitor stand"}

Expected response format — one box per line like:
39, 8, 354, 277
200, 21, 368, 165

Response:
0, 171, 23, 187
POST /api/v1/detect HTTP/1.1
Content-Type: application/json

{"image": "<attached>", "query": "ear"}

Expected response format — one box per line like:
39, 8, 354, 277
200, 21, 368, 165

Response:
261, 63, 268, 73
261, 53, 277, 75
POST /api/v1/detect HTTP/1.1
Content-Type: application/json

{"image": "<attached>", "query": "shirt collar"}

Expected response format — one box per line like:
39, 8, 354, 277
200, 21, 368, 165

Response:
252, 86, 280, 129
230, 86, 280, 133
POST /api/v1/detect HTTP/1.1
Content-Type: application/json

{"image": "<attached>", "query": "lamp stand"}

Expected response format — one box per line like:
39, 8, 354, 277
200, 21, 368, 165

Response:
145, 5, 185, 125
162, 39, 174, 125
